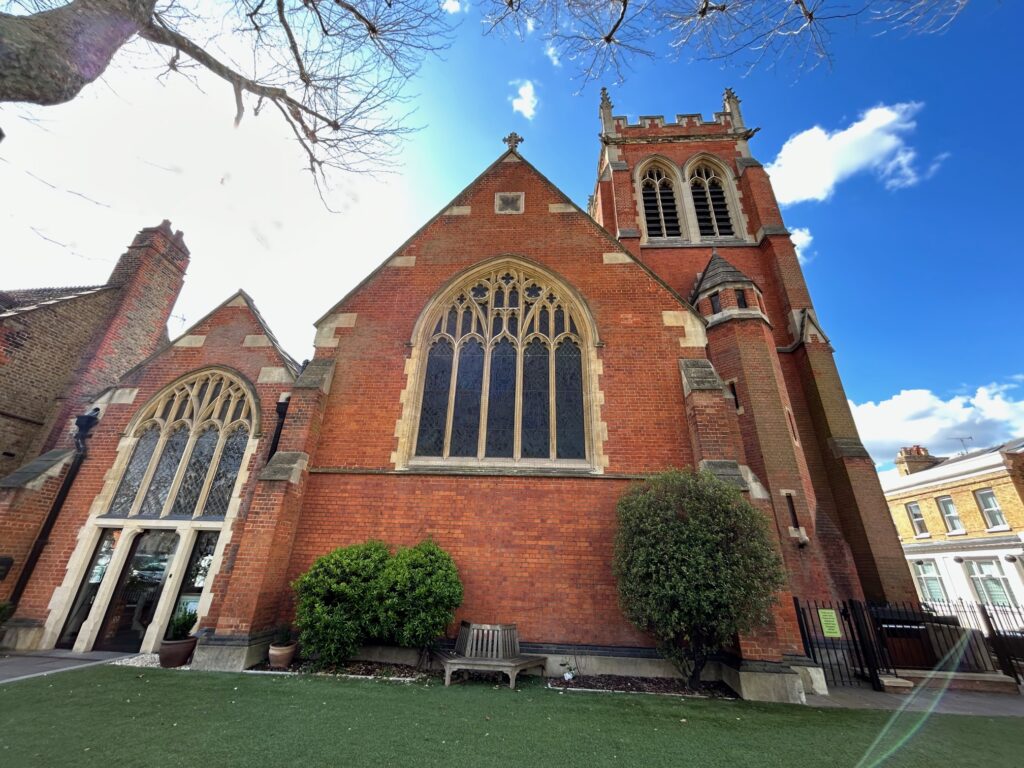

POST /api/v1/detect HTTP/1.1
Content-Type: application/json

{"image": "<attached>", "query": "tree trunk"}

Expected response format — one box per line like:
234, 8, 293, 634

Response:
688, 640, 707, 689
0, 0, 157, 105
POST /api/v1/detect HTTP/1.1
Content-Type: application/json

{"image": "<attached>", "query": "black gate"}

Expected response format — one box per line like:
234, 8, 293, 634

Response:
793, 598, 888, 690
794, 597, 1024, 688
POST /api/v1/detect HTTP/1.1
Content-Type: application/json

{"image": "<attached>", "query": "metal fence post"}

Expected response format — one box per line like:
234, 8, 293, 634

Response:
978, 603, 1020, 684
848, 601, 884, 692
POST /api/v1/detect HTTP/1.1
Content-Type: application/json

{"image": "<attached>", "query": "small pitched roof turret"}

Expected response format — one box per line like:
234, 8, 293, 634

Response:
690, 250, 756, 303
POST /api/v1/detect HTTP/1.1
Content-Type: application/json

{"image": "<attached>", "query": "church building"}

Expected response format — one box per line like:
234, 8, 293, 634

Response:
0, 91, 915, 702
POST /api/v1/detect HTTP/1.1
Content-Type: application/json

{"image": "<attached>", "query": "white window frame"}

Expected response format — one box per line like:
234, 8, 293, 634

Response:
964, 558, 1019, 607
912, 559, 948, 603
905, 501, 928, 537
975, 488, 1008, 530
936, 495, 965, 534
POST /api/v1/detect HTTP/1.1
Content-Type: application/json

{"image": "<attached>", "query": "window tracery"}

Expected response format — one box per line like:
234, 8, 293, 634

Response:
413, 267, 590, 463
689, 163, 735, 238
106, 370, 254, 519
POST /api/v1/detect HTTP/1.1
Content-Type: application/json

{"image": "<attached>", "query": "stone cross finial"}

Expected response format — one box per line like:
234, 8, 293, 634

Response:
503, 132, 524, 151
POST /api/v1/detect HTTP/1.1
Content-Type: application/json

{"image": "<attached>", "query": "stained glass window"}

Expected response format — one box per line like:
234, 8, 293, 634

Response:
449, 341, 483, 456
107, 426, 160, 517
521, 339, 550, 459
413, 266, 591, 463
486, 339, 517, 457
202, 428, 249, 517
415, 340, 454, 457
137, 426, 189, 517
170, 428, 219, 517
555, 341, 585, 459
106, 370, 253, 519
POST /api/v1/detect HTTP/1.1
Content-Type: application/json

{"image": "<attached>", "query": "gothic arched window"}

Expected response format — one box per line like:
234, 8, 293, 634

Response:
106, 370, 254, 520
689, 163, 735, 238
640, 166, 682, 239
413, 267, 591, 464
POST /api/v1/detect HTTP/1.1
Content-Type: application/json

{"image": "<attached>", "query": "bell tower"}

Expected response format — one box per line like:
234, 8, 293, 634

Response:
590, 90, 917, 603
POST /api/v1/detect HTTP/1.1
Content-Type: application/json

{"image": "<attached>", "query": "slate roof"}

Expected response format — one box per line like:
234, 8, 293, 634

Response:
0, 449, 75, 488
0, 285, 110, 315
690, 251, 755, 302
934, 436, 1024, 468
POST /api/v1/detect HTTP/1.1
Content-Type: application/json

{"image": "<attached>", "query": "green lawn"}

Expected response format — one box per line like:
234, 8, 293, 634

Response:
1, 666, 1020, 767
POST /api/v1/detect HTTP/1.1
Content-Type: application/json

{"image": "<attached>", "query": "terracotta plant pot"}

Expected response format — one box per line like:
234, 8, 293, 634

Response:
268, 642, 297, 670
159, 636, 198, 668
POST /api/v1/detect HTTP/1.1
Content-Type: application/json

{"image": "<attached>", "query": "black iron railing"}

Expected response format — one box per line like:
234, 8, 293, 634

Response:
793, 597, 1024, 688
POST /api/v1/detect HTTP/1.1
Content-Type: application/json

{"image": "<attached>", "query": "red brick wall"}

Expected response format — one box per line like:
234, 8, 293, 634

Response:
0, 465, 72, 603
289, 473, 650, 647
38, 222, 190, 456
10, 297, 294, 628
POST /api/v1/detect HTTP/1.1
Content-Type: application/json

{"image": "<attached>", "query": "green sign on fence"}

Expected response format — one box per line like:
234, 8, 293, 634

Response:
818, 609, 842, 638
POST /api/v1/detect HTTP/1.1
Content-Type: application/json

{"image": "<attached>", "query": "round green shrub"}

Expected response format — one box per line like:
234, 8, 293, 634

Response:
377, 539, 463, 649
613, 469, 785, 686
292, 540, 391, 666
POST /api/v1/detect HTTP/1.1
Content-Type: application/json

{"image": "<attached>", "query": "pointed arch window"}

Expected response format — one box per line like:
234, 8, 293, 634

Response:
689, 164, 735, 238
640, 166, 682, 238
413, 267, 591, 464
104, 370, 254, 520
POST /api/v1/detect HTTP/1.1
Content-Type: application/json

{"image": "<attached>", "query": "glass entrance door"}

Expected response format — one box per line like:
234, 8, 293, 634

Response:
94, 530, 179, 652
56, 529, 120, 649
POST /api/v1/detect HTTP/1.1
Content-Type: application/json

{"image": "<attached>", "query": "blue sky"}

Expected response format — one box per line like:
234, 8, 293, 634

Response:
1, 2, 1022, 472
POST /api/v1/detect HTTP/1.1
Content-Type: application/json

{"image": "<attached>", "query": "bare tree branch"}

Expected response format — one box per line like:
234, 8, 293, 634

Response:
0, 0, 973, 188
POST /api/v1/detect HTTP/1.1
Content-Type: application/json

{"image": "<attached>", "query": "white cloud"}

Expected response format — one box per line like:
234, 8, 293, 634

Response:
850, 380, 1024, 466
790, 227, 814, 265
545, 44, 561, 67
0, 44, 432, 361
510, 80, 538, 120
766, 102, 946, 206
441, 0, 462, 13
526, 18, 536, 33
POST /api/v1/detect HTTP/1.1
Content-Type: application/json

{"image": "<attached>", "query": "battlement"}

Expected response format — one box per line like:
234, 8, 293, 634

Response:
599, 87, 752, 141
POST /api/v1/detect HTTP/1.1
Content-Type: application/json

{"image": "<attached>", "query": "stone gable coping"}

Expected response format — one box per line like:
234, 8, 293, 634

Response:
679, 359, 724, 396
257, 451, 309, 484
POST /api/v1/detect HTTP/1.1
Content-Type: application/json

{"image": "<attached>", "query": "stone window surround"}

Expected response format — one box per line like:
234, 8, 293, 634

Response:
631, 154, 751, 246
393, 257, 609, 473
37, 368, 262, 654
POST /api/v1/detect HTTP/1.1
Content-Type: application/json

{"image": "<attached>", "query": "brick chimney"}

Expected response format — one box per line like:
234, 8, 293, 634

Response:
895, 445, 944, 476
39, 220, 190, 451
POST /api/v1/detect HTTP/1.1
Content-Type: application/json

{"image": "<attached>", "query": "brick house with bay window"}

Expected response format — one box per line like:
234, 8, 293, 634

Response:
0, 90, 915, 702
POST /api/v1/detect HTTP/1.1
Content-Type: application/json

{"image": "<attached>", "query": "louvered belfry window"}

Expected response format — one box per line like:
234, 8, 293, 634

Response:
414, 267, 588, 462
106, 370, 254, 519
690, 164, 735, 238
641, 166, 682, 238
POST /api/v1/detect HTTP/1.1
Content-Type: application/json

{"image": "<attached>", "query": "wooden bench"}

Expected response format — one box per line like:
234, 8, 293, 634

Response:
434, 621, 547, 690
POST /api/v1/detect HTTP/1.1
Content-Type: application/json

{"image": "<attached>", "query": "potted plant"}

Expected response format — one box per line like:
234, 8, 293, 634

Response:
268, 626, 297, 670
159, 609, 198, 668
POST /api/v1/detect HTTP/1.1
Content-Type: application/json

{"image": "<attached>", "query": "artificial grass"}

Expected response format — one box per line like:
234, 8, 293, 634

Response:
1, 666, 1020, 768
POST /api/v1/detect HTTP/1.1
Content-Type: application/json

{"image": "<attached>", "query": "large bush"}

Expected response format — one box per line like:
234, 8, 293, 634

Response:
293, 540, 391, 666
292, 539, 463, 667
378, 540, 464, 649
613, 470, 785, 687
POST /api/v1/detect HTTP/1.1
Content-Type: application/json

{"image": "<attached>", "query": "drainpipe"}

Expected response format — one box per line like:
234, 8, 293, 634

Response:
266, 397, 290, 460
